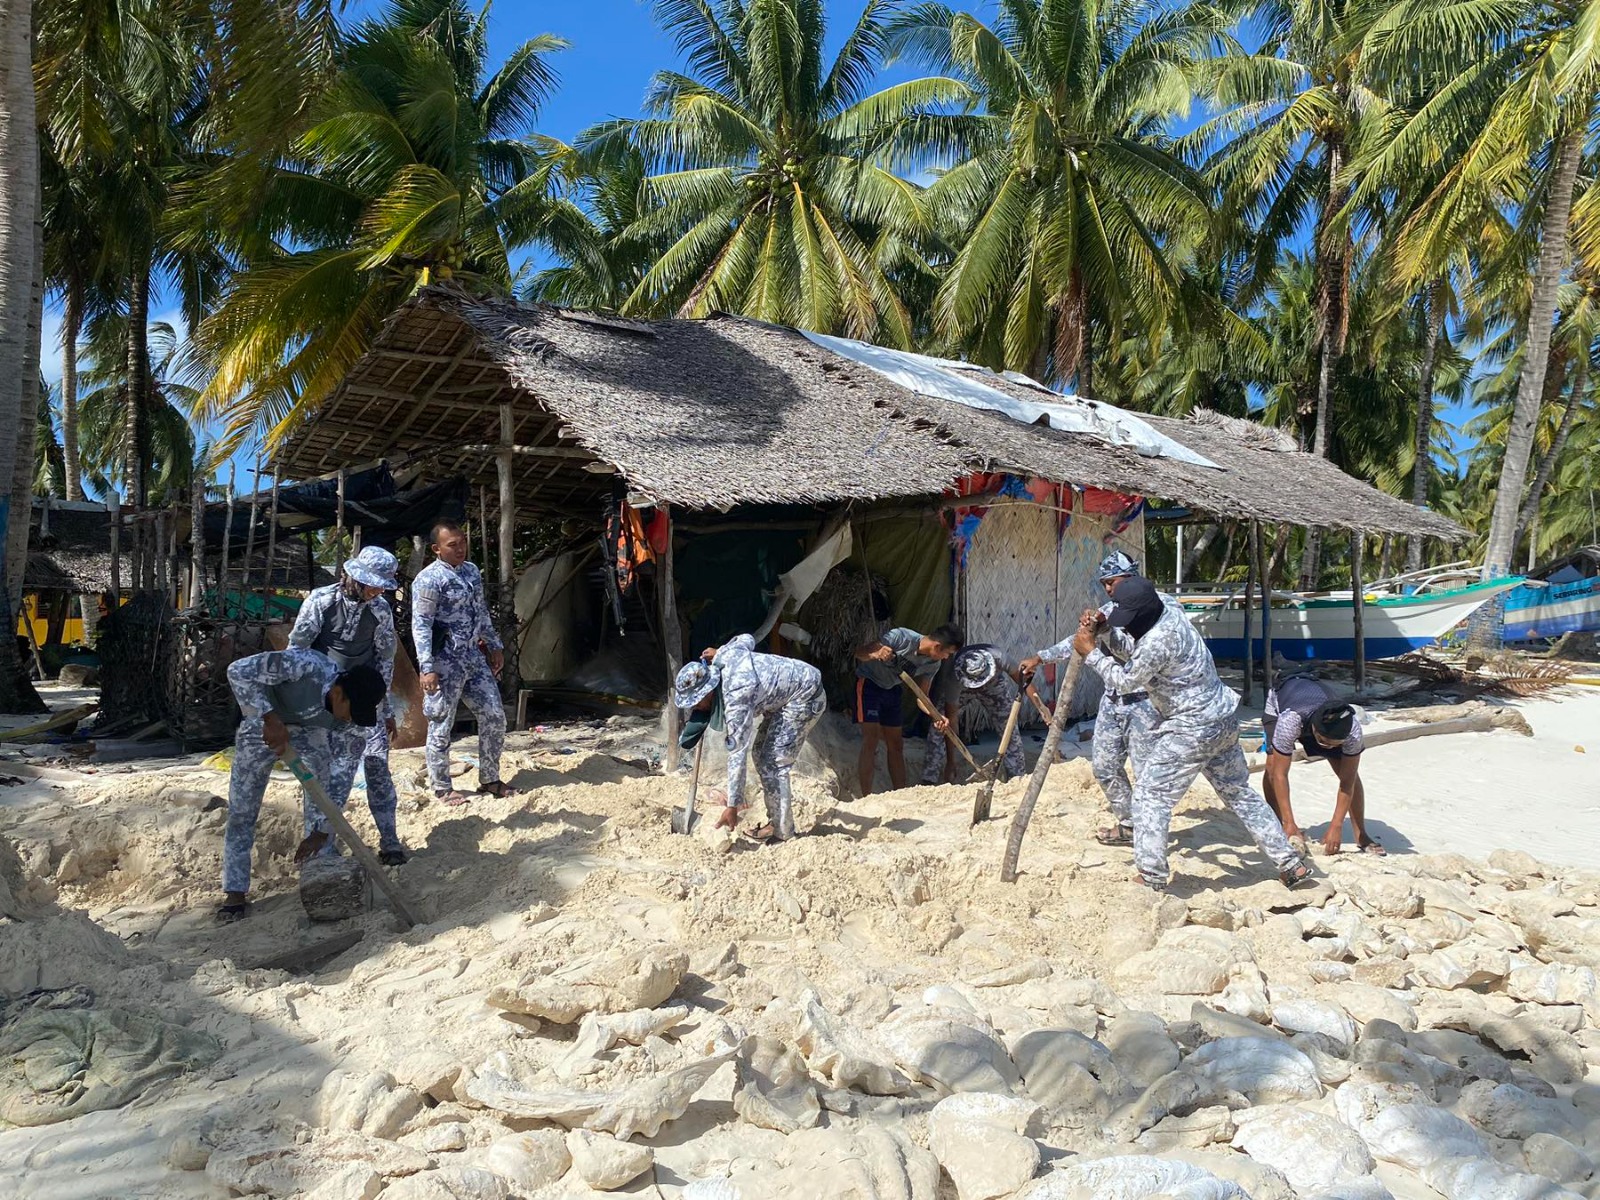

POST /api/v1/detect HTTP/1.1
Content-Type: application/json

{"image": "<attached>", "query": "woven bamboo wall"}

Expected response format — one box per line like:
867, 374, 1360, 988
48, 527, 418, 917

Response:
963, 502, 1145, 719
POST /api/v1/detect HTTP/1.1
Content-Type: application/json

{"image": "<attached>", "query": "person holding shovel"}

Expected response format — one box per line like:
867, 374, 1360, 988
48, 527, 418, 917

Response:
1262, 674, 1381, 857
1020, 550, 1155, 846
289, 546, 407, 867
922, 646, 1026, 784
218, 648, 387, 921
1067, 577, 1312, 892
853, 624, 963, 795
412, 520, 514, 806
674, 634, 826, 844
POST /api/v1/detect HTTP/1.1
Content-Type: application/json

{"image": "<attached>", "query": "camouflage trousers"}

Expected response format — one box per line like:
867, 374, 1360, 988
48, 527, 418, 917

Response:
752, 687, 827, 840
424, 651, 506, 792
1131, 715, 1298, 887
1093, 693, 1156, 825
221, 719, 333, 895
310, 720, 403, 854
922, 676, 1026, 784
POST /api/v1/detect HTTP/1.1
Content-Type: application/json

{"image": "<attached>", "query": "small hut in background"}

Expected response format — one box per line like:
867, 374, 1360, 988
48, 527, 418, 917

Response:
276, 287, 1464, 755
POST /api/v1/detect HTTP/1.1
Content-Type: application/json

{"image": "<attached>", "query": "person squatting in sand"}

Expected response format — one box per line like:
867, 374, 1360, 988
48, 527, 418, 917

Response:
1262, 673, 1384, 858
675, 634, 827, 843
288, 546, 408, 867
1021, 550, 1156, 845
218, 648, 387, 920
412, 520, 515, 806
922, 645, 1026, 785
852, 623, 963, 796
1068, 577, 1312, 892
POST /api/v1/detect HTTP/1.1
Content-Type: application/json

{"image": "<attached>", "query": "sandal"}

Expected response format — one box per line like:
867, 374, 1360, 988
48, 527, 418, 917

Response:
1095, 824, 1134, 846
217, 894, 250, 923
1280, 860, 1315, 890
378, 848, 409, 867
435, 789, 471, 807
1358, 838, 1388, 857
476, 781, 518, 799
744, 823, 791, 845
1131, 872, 1168, 893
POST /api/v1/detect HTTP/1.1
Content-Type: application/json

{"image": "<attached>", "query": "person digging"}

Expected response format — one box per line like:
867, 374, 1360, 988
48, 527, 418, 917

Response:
675, 634, 826, 844
852, 623, 963, 796
1262, 674, 1383, 857
218, 648, 387, 921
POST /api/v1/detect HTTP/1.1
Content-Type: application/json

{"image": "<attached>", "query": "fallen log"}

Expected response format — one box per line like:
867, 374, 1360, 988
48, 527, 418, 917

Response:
1247, 712, 1508, 774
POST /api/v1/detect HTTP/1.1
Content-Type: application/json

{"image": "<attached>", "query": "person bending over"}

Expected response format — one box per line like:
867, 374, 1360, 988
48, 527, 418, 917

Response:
1263, 674, 1382, 857
852, 623, 962, 795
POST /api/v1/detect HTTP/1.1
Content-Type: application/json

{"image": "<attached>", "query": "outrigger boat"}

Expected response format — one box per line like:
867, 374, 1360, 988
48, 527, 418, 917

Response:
1503, 547, 1600, 643
1181, 566, 1525, 661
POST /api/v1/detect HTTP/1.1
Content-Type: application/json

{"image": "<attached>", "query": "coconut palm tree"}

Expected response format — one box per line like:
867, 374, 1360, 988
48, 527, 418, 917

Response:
192, 0, 570, 452
598, 0, 973, 345
890, 0, 1221, 383
75, 319, 199, 504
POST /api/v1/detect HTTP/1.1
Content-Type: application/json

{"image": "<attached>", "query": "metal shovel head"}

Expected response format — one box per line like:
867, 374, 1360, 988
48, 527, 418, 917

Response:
670, 804, 700, 835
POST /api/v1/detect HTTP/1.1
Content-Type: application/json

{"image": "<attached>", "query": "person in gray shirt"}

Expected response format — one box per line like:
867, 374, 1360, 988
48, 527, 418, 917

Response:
1263, 674, 1379, 857
853, 623, 962, 795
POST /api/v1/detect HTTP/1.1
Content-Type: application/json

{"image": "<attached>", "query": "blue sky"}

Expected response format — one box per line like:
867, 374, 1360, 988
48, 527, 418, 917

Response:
41, 0, 1464, 496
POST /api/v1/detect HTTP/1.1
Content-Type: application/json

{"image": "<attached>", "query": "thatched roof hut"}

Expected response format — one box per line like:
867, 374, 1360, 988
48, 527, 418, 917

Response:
26, 499, 116, 593
279, 286, 1461, 540
275, 288, 1467, 721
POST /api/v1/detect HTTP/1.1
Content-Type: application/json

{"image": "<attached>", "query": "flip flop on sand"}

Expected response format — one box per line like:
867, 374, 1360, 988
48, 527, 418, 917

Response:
476, 781, 518, 799
435, 789, 471, 807
744, 824, 790, 845
1359, 838, 1388, 857
1095, 824, 1134, 846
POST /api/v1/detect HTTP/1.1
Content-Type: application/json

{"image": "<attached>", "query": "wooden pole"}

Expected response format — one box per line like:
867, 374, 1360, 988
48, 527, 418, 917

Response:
1001, 652, 1083, 882
305, 532, 316, 588
900, 670, 983, 776
334, 467, 346, 557
220, 463, 235, 617
264, 467, 281, 603
168, 495, 181, 603
479, 484, 490, 576
659, 509, 683, 768
1351, 530, 1367, 691
1257, 522, 1273, 692
1242, 533, 1256, 706
497, 404, 517, 703
242, 453, 262, 601
189, 460, 206, 609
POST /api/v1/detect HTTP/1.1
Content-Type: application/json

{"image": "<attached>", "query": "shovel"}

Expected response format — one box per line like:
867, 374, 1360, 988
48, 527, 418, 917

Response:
670, 740, 706, 834
972, 695, 1024, 826
281, 748, 422, 929
900, 671, 985, 778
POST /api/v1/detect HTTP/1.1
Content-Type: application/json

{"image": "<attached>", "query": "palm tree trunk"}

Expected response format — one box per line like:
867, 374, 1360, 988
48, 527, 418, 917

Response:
0, 0, 47, 712
1182, 523, 1222, 580
1407, 280, 1446, 572
61, 274, 83, 501
1515, 356, 1587, 559
125, 261, 150, 509
1471, 128, 1584, 650
1300, 134, 1350, 590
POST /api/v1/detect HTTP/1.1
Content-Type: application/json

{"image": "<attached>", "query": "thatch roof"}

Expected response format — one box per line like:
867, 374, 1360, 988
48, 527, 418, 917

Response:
277, 288, 1464, 540
26, 500, 115, 592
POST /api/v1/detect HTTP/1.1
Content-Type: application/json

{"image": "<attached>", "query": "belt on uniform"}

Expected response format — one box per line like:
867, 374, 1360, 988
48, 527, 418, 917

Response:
1108, 691, 1149, 704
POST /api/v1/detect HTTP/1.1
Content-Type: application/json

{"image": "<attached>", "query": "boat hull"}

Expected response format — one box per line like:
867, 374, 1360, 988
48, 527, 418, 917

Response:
1503, 577, 1600, 641
1185, 579, 1523, 662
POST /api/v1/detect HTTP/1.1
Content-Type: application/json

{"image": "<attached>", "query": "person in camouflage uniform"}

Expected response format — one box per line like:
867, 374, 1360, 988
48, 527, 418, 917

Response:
1067, 577, 1311, 892
412, 521, 512, 805
289, 546, 407, 865
921, 646, 1026, 784
1024, 550, 1156, 844
675, 634, 826, 843
219, 648, 386, 920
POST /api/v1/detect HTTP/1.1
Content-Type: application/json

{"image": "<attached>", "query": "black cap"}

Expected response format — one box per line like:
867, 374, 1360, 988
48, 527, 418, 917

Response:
1105, 576, 1164, 631
336, 664, 386, 727
1311, 702, 1355, 741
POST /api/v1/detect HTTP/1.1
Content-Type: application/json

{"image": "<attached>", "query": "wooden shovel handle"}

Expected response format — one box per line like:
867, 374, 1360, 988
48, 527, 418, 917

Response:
900, 671, 983, 775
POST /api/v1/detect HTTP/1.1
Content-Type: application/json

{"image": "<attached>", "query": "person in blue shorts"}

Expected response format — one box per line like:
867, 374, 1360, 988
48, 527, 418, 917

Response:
852, 623, 962, 795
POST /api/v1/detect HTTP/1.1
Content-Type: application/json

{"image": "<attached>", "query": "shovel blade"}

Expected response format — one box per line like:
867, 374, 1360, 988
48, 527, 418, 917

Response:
971, 786, 993, 826
670, 807, 700, 835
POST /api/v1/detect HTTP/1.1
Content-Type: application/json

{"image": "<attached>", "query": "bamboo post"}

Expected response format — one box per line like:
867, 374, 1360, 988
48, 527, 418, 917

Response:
220, 463, 236, 617
1001, 651, 1084, 882
108, 497, 121, 603
189, 461, 206, 609
1257, 522, 1273, 692
168, 495, 181, 603
1351, 530, 1367, 691
242, 453, 262, 601
264, 467, 281, 603
659, 509, 683, 767
335, 467, 346, 557
497, 404, 517, 701
479, 484, 490, 575
305, 532, 316, 588
1242, 534, 1256, 706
